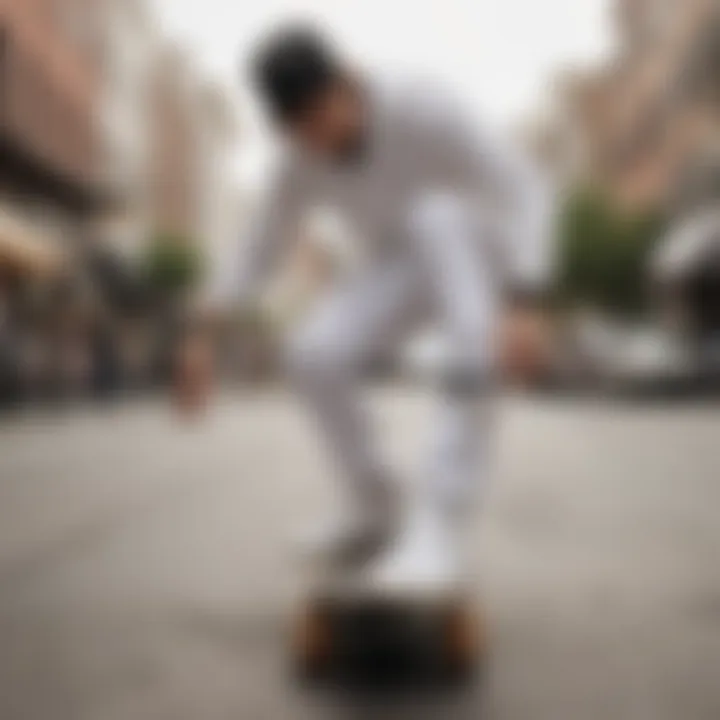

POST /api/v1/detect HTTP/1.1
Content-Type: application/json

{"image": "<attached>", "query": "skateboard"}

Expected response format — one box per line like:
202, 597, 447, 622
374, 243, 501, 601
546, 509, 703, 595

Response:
290, 563, 485, 686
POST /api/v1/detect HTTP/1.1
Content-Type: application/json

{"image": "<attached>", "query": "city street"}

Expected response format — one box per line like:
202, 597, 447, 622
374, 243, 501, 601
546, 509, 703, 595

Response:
0, 390, 718, 719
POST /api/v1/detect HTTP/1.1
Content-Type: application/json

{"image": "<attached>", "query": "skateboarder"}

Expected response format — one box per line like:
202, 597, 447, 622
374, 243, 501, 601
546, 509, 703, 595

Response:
178, 26, 554, 592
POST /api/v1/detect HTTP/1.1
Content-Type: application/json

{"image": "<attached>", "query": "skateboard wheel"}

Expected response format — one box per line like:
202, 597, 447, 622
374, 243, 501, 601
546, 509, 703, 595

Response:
292, 603, 333, 678
442, 603, 483, 679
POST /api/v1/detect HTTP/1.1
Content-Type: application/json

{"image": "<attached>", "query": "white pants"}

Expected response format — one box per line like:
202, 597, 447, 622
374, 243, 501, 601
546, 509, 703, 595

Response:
285, 194, 498, 515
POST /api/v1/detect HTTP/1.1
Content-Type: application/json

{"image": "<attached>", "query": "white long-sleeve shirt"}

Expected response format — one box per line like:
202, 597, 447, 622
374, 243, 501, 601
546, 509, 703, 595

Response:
234, 74, 554, 306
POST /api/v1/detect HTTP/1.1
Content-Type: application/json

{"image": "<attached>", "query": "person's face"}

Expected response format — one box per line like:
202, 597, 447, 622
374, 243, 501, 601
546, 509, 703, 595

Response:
284, 80, 366, 163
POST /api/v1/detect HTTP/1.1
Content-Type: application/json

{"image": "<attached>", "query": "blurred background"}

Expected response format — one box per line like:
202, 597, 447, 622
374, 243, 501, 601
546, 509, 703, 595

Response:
0, 1, 718, 718
1, 0, 720, 404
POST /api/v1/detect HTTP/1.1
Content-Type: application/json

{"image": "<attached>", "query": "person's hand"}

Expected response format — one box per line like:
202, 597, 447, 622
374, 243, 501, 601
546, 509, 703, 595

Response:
173, 330, 215, 419
499, 304, 552, 387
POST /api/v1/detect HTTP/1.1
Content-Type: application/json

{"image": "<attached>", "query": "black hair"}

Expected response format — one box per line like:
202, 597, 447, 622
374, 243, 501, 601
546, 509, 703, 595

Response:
250, 26, 341, 123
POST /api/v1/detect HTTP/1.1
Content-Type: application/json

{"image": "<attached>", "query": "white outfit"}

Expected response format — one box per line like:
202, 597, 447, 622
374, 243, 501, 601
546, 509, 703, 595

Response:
233, 76, 554, 573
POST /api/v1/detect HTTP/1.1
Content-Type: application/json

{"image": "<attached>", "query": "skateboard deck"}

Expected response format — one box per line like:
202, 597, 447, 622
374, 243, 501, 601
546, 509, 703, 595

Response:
290, 562, 484, 686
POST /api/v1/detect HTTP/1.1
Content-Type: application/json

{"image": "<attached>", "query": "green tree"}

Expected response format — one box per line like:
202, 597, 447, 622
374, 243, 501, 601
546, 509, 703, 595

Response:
142, 233, 204, 300
557, 188, 665, 317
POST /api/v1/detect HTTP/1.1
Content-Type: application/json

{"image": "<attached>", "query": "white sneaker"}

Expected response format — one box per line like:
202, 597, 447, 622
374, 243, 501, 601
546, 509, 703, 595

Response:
370, 501, 459, 595
297, 485, 398, 567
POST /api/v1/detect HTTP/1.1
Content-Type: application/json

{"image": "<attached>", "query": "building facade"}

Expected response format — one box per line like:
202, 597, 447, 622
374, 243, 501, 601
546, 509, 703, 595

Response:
146, 45, 239, 305
0, 0, 242, 405
0, 0, 104, 281
96, 0, 157, 260
147, 46, 201, 244
193, 83, 238, 302
557, 0, 720, 210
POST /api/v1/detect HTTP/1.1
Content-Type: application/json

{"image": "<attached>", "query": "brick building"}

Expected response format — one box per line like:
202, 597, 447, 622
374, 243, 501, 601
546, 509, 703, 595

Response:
0, 0, 105, 280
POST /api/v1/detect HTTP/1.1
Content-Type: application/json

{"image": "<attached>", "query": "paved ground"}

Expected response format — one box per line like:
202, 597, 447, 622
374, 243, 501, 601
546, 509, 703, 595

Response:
0, 390, 718, 720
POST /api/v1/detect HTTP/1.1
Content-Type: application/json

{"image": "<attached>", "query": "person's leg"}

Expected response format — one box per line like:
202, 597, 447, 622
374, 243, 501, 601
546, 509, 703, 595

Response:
411, 192, 500, 512
423, 391, 497, 516
285, 258, 428, 558
373, 193, 499, 587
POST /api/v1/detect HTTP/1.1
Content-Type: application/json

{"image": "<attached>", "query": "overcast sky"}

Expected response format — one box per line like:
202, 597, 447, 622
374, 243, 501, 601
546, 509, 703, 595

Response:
151, 0, 613, 190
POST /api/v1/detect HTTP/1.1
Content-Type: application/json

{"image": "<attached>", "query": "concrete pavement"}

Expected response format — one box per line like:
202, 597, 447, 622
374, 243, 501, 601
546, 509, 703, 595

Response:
0, 391, 718, 719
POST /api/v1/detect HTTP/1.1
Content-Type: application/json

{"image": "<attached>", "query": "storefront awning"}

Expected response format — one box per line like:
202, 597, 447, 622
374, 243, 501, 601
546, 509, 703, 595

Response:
0, 208, 65, 277
652, 210, 720, 282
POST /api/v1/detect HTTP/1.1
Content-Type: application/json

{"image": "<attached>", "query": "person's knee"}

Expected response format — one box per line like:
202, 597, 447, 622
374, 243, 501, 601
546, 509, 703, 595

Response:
284, 326, 351, 388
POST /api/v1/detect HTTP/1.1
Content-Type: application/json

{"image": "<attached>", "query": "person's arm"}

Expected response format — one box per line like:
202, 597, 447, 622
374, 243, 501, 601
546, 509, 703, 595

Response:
478, 132, 555, 306
410, 81, 556, 383
196, 159, 307, 317
411, 80, 556, 304
235, 161, 308, 306
173, 161, 307, 415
